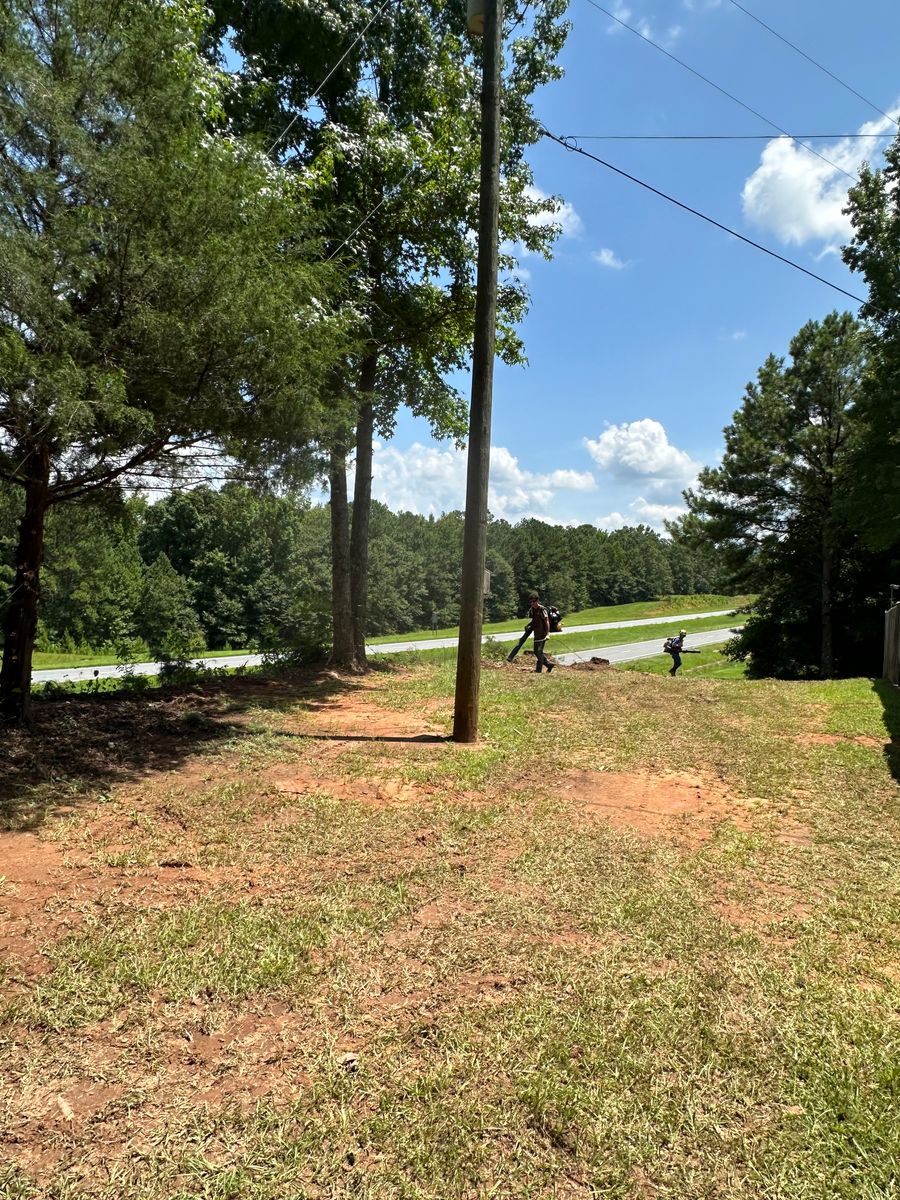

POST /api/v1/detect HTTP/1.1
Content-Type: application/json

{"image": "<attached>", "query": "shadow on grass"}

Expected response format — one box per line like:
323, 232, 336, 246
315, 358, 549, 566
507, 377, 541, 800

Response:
0, 666, 366, 831
873, 679, 900, 784
279, 732, 450, 745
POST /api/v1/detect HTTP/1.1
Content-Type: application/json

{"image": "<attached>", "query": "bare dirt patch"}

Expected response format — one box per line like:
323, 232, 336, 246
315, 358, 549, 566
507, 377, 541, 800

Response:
795, 733, 889, 749
556, 768, 811, 846
558, 768, 749, 844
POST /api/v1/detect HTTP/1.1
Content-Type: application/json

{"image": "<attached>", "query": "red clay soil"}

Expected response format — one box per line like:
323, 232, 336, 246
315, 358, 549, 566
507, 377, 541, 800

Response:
557, 768, 811, 846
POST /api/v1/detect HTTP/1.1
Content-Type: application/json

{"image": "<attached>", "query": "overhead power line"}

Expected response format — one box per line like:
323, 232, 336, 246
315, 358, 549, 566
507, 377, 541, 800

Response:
564, 132, 893, 142
268, 0, 393, 153
726, 0, 899, 128
582, 0, 857, 182
540, 129, 870, 308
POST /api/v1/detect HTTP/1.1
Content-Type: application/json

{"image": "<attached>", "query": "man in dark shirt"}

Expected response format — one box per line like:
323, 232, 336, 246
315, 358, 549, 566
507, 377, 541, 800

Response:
529, 594, 554, 673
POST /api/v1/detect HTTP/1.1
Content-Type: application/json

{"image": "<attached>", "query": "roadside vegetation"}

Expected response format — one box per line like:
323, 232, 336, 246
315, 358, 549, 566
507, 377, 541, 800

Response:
2, 659, 898, 1197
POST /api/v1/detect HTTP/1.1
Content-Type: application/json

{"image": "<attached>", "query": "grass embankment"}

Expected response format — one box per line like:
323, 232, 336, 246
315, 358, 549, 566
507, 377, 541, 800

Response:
623, 645, 750, 679
1, 660, 897, 1197
367, 593, 753, 644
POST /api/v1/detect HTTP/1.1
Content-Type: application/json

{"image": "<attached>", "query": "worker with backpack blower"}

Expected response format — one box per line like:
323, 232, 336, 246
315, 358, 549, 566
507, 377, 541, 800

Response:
506, 597, 562, 666
663, 629, 700, 676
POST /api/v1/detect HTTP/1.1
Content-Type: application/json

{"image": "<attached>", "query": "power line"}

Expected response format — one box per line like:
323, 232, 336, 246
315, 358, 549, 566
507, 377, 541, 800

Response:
726, 0, 899, 128
267, 0, 393, 154
540, 129, 870, 308
564, 132, 893, 141
582, 0, 857, 183
325, 160, 418, 261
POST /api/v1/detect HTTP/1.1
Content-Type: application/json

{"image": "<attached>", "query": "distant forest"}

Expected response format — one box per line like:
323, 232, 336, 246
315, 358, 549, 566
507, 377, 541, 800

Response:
0, 486, 723, 659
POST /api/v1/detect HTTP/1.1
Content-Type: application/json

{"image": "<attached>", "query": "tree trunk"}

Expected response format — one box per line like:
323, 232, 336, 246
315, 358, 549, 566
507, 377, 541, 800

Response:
1, 445, 51, 725
350, 354, 378, 669
329, 445, 356, 669
821, 537, 834, 679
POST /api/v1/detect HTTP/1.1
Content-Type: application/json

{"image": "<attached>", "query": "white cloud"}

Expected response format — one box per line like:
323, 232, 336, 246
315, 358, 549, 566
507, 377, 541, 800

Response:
592, 247, 627, 270
583, 419, 700, 487
365, 441, 595, 523
594, 510, 629, 531
605, 0, 632, 33
594, 495, 687, 534
604, 1, 680, 44
742, 110, 899, 250
630, 496, 687, 526
524, 183, 583, 238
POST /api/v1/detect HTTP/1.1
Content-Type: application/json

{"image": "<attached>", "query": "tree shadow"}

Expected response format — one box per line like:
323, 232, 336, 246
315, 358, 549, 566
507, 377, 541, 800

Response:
0, 666, 365, 831
278, 732, 450, 745
872, 679, 900, 784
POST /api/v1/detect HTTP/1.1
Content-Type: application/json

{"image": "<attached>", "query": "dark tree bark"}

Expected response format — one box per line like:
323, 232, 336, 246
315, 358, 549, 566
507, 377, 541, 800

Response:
328, 445, 356, 669
0, 443, 51, 725
349, 353, 378, 668
821, 537, 834, 678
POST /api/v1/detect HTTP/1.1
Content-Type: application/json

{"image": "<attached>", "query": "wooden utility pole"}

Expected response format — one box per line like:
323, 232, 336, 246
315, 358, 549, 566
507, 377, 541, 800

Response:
453, 0, 503, 743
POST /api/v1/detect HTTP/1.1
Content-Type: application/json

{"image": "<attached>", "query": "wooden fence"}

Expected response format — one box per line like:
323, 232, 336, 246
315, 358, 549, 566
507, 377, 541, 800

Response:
885, 604, 900, 685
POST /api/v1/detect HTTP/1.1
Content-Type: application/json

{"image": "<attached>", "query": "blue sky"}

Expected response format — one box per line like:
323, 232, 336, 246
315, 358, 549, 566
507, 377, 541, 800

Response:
369, 0, 900, 530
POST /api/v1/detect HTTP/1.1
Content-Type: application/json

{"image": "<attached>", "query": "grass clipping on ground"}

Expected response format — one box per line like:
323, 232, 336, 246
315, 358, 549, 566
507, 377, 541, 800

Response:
1, 661, 899, 1199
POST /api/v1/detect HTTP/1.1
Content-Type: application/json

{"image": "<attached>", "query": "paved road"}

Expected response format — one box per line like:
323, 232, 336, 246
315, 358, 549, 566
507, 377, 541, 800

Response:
31, 609, 739, 685
554, 626, 742, 666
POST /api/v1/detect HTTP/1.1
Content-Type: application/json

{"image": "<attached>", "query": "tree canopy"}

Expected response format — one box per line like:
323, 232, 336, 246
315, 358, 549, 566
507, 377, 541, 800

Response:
0, 0, 349, 719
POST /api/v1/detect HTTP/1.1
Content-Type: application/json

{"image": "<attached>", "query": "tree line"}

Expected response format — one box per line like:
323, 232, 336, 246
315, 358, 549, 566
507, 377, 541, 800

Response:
681, 232, 900, 677
0, 484, 724, 660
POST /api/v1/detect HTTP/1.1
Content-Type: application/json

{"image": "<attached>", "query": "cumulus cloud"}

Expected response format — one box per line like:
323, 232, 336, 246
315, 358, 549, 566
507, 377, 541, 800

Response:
592, 247, 627, 270
524, 183, 583, 238
584, 419, 700, 488
630, 496, 687, 526
594, 510, 629, 531
742, 110, 899, 251
594, 495, 687, 534
365, 441, 595, 523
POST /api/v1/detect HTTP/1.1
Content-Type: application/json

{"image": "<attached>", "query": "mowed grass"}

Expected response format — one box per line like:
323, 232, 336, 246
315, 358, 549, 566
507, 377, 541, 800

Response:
1, 661, 898, 1199
622, 645, 750, 678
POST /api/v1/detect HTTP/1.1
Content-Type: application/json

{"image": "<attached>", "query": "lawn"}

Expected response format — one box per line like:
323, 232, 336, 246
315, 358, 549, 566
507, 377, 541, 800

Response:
621, 645, 750, 679
1, 658, 898, 1198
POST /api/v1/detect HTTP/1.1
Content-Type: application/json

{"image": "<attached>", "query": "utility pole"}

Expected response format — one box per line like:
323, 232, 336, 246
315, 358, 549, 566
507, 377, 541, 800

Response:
453, 0, 504, 743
